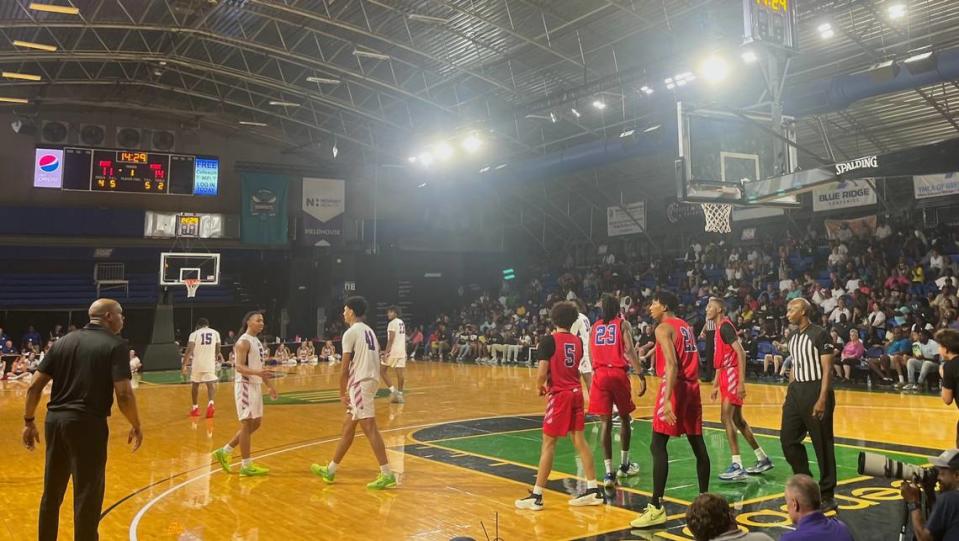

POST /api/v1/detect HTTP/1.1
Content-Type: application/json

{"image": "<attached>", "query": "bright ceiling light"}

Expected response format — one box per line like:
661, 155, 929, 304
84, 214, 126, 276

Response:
478, 166, 491, 173
549, 112, 557, 123
461, 134, 482, 153
887, 3, 907, 19
2, 72, 41, 81
741, 50, 758, 64
818, 23, 834, 39
29, 2, 80, 14
238, 121, 267, 127
418, 152, 434, 167
13, 40, 57, 52
353, 49, 390, 61
700, 55, 729, 82
591, 100, 606, 110
306, 76, 341, 84
417, 182, 428, 188
434, 142, 454, 161
408, 156, 417, 163
570, 107, 581, 118
268, 100, 300, 107
407, 13, 450, 24
640, 85, 654, 95
643, 124, 661, 133
619, 129, 635, 138
0, 97, 29, 104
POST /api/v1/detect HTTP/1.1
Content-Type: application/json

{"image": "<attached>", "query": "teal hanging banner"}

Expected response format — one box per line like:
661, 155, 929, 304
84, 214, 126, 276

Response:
240, 171, 290, 245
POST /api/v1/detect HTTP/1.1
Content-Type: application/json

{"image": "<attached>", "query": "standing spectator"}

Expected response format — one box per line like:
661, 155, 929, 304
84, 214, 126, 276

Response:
930, 249, 947, 279
49, 324, 65, 343
938, 329, 959, 446
22, 325, 42, 349
129, 349, 142, 374
685, 493, 774, 541
21, 299, 142, 541
781, 474, 854, 541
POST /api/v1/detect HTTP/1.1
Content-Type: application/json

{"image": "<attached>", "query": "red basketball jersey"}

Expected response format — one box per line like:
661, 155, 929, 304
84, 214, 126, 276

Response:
590, 316, 628, 369
547, 332, 583, 393
654, 316, 700, 381
713, 318, 739, 369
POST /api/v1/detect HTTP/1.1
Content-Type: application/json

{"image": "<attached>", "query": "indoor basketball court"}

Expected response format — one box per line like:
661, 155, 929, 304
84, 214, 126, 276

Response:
3, 1, 959, 540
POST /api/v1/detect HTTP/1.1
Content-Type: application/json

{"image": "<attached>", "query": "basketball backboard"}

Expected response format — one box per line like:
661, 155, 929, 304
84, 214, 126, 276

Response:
676, 102, 800, 207
160, 252, 220, 286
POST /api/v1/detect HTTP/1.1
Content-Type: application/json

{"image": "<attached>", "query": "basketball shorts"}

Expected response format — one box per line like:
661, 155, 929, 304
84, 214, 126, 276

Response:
543, 388, 585, 438
348, 378, 378, 421
717, 363, 743, 407
191, 370, 218, 383
235, 380, 263, 420
652, 380, 703, 437
578, 356, 593, 375
587, 368, 636, 416
382, 356, 406, 369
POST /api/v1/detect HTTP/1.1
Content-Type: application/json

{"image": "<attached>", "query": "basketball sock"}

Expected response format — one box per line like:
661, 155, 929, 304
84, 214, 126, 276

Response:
223, 444, 233, 454
651, 432, 669, 508
604, 459, 613, 475
328, 461, 338, 475
755, 447, 768, 461
620, 450, 629, 465
380, 464, 392, 476
732, 454, 742, 467
241, 458, 252, 468
192, 404, 198, 409
586, 480, 598, 489
532, 485, 544, 496
208, 400, 214, 406
898, 374, 905, 383
389, 386, 396, 393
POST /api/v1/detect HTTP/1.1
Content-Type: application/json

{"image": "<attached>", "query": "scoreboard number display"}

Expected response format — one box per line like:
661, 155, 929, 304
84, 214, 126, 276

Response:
743, 0, 797, 51
33, 146, 219, 196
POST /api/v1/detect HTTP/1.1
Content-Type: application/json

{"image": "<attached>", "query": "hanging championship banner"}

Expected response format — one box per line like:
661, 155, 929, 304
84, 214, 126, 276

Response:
607, 201, 646, 236
812, 179, 877, 212
301, 178, 345, 246
824, 215, 877, 240
240, 171, 290, 245
914, 173, 959, 200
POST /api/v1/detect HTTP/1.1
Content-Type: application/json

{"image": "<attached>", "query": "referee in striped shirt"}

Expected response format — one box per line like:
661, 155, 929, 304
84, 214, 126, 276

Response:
781, 298, 838, 512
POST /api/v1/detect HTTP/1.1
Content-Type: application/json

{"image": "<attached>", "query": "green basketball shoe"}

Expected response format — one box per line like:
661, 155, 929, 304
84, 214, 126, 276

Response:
310, 464, 335, 483
239, 463, 270, 477
366, 472, 397, 490
212, 448, 232, 473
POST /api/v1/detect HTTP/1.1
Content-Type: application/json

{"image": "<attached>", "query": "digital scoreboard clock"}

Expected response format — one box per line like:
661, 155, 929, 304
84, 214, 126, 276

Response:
743, 0, 797, 50
33, 146, 219, 196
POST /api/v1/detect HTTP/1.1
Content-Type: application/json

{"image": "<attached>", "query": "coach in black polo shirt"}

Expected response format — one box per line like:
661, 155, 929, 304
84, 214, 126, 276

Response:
781, 298, 838, 512
22, 299, 143, 541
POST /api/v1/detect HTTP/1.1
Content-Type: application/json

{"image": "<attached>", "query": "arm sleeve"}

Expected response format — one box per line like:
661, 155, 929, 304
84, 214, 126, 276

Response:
814, 328, 836, 354
943, 362, 957, 391
37, 343, 58, 375
925, 492, 957, 539
341, 329, 355, 354
536, 335, 555, 362
112, 341, 133, 381
719, 323, 738, 345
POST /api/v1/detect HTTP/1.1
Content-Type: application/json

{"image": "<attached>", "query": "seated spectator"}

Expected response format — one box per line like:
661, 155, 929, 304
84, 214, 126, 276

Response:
836, 329, 866, 382
453, 326, 471, 362
488, 330, 507, 365
505, 331, 522, 364
318, 340, 340, 365
5, 355, 30, 381
781, 474, 854, 541
274, 341, 295, 365
904, 328, 941, 391
429, 326, 451, 361
868, 326, 909, 386
685, 493, 774, 541
129, 349, 142, 374
409, 325, 424, 360
865, 302, 886, 343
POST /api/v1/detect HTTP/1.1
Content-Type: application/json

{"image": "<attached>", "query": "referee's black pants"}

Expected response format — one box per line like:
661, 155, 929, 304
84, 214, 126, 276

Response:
39, 412, 109, 541
780, 380, 837, 500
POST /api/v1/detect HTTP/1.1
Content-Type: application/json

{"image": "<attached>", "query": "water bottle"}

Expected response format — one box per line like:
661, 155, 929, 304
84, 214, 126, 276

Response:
867, 375, 872, 390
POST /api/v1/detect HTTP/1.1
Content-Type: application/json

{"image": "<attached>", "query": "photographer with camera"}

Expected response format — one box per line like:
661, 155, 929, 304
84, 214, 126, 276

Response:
937, 329, 959, 447
900, 449, 959, 541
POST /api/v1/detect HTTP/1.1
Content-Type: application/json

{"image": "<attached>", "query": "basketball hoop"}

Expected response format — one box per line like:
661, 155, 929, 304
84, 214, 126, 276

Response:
183, 278, 201, 298
702, 202, 733, 233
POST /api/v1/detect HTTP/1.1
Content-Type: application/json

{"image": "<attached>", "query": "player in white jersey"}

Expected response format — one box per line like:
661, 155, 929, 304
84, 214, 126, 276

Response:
211, 311, 277, 477
380, 305, 407, 404
571, 300, 594, 391
311, 296, 396, 490
181, 318, 222, 418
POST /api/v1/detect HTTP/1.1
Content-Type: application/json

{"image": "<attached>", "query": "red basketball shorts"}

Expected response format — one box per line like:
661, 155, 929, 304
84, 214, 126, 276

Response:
717, 363, 743, 407
543, 388, 585, 438
587, 368, 636, 417
652, 380, 703, 437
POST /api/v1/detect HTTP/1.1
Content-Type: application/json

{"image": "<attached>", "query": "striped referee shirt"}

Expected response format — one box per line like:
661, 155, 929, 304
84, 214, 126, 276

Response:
787, 324, 835, 382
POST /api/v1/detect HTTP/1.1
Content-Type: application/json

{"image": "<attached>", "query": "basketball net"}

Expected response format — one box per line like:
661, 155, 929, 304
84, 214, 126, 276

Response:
702, 202, 733, 233
183, 278, 201, 298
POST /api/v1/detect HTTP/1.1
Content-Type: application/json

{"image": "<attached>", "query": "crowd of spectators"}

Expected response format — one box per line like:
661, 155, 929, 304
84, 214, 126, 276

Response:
419, 216, 959, 393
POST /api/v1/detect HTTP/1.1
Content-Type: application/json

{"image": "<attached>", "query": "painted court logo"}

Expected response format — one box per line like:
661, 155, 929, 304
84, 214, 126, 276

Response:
38, 154, 60, 172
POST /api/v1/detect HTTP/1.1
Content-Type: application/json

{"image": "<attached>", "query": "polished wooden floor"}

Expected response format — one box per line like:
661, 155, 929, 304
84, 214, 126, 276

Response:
1, 361, 955, 540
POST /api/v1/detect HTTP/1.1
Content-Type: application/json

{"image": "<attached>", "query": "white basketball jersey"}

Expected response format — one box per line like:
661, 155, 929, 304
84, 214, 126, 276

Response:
188, 327, 221, 373
570, 313, 592, 364
235, 333, 266, 383
387, 318, 407, 358
343, 321, 379, 383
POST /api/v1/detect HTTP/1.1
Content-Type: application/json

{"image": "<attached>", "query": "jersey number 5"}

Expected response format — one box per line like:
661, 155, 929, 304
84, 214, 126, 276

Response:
563, 343, 577, 368
594, 324, 617, 346
679, 326, 698, 353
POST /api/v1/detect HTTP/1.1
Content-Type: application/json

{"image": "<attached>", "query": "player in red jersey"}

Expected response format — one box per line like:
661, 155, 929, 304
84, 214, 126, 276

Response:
631, 290, 711, 529
516, 301, 605, 511
707, 297, 774, 481
589, 293, 646, 489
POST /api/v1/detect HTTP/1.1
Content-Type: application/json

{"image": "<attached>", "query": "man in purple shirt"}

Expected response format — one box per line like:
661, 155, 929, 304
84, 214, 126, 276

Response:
782, 474, 854, 541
